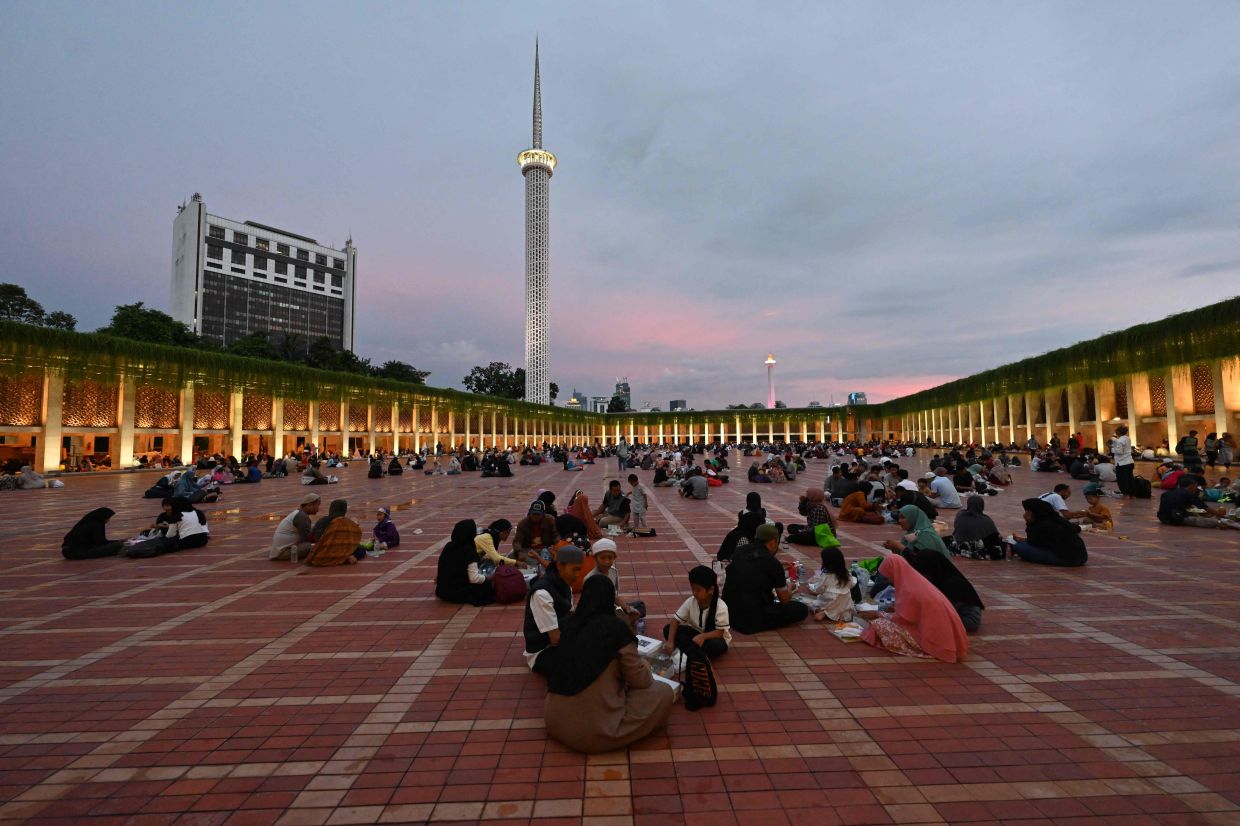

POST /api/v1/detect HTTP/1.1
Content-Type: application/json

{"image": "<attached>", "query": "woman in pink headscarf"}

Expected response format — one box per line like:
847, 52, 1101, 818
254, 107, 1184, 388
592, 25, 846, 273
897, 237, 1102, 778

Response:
860, 555, 968, 663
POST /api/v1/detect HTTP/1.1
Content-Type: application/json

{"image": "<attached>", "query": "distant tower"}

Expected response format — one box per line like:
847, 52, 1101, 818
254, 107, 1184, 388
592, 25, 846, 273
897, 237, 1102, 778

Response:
765, 353, 777, 409
518, 41, 557, 406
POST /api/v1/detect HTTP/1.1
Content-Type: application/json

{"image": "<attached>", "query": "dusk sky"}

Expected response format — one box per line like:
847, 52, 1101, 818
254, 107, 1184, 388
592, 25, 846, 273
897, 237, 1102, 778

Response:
3, 2, 1238, 409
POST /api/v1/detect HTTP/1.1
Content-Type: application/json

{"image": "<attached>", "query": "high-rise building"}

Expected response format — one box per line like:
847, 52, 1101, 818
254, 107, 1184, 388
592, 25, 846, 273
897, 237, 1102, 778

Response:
565, 388, 584, 410
614, 378, 631, 411
519, 42, 556, 406
848, 392, 869, 405
171, 194, 357, 350
669, 399, 687, 411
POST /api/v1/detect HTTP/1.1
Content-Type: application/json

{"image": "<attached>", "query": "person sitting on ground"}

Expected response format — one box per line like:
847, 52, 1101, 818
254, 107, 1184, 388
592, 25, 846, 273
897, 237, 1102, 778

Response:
594, 480, 630, 528
722, 524, 810, 634
652, 461, 674, 487
839, 481, 885, 524
311, 498, 349, 542
303, 460, 333, 486
927, 466, 962, 509
664, 565, 730, 659
304, 507, 365, 566
1040, 483, 1087, 519
545, 575, 674, 754
1157, 476, 1236, 529
987, 461, 1013, 486
18, 465, 50, 490
523, 546, 584, 676
1081, 488, 1114, 530
788, 487, 838, 546
1011, 498, 1088, 566
680, 472, 709, 500
62, 507, 124, 560
903, 548, 984, 632
436, 519, 494, 605
584, 538, 641, 627
859, 555, 969, 662
562, 490, 603, 546
475, 519, 520, 568
163, 497, 210, 551
372, 506, 400, 550
270, 493, 321, 561
803, 547, 857, 622
884, 504, 949, 558
952, 496, 1003, 556
445, 455, 462, 475
1158, 462, 1186, 490
896, 487, 939, 522
514, 500, 559, 568
718, 492, 780, 561
388, 456, 403, 476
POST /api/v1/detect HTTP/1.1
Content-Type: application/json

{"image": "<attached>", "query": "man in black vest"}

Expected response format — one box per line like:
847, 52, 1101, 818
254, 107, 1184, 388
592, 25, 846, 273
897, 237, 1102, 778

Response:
523, 547, 584, 677
722, 524, 809, 634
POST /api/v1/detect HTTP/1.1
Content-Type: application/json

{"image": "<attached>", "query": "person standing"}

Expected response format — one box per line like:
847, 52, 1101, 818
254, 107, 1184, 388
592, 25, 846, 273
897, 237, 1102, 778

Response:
616, 438, 630, 476
1110, 425, 1135, 498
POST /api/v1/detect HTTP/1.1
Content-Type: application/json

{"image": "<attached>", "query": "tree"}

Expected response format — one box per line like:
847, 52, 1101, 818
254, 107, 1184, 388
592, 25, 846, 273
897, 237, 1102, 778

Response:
374, 360, 429, 384
607, 395, 627, 413
749, 402, 766, 409
305, 336, 371, 374
774, 400, 788, 409
272, 332, 307, 361
99, 302, 201, 347
725, 404, 749, 410
43, 310, 76, 331
549, 381, 559, 402
462, 362, 523, 399
0, 283, 46, 324
227, 331, 278, 360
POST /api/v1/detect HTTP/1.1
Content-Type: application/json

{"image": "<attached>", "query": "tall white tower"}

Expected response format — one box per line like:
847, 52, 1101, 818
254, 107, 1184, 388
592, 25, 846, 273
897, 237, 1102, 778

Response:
765, 353, 777, 409
519, 42, 556, 405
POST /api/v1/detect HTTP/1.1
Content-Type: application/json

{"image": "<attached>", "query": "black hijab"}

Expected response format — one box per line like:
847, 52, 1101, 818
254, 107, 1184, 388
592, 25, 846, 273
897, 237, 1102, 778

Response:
63, 508, 114, 551
903, 548, 984, 609
953, 496, 998, 543
548, 576, 636, 696
312, 499, 349, 539
435, 519, 481, 602
897, 488, 939, 521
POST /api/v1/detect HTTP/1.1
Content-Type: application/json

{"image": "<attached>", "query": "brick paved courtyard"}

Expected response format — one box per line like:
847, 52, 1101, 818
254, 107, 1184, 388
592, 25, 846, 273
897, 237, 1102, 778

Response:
1, 453, 1238, 825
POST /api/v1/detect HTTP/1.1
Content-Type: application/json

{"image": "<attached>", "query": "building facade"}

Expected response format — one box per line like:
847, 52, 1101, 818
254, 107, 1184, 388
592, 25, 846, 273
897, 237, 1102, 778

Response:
669, 400, 687, 411
520, 45, 555, 405
171, 194, 357, 351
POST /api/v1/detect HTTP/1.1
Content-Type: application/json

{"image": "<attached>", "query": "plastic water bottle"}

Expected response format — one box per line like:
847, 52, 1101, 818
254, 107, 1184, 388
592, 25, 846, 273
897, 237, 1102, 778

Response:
797, 561, 806, 582
636, 617, 646, 638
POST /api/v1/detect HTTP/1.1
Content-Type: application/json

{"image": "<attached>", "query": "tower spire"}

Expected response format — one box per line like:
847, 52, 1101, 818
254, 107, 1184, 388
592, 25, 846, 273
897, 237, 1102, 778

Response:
533, 39, 542, 149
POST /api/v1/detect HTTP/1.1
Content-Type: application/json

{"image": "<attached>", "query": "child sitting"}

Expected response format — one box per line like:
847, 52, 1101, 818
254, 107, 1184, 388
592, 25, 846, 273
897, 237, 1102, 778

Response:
804, 547, 858, 622
663, 565, 730, 660
1081, 489, 1114, 530
584, 539, 642, 627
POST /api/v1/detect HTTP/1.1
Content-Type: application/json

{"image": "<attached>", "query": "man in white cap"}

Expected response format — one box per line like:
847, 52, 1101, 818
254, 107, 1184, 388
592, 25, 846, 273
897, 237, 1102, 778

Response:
270, 493, 321, 561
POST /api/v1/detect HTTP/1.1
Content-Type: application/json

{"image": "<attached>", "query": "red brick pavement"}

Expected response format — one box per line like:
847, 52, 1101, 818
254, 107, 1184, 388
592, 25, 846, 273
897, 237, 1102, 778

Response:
0, 453, 1237, 824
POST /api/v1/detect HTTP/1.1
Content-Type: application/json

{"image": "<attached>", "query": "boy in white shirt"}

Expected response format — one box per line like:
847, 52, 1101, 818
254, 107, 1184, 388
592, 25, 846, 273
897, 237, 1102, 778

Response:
663, 566, 730, 659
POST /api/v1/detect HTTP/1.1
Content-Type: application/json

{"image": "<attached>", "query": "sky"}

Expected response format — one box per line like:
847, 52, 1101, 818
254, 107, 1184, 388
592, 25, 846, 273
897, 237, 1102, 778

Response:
3, 2, 1239, 410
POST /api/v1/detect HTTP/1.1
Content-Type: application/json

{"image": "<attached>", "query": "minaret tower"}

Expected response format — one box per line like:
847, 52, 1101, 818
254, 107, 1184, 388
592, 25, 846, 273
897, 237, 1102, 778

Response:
518, 41, 557, 405
765, 353, 777, 409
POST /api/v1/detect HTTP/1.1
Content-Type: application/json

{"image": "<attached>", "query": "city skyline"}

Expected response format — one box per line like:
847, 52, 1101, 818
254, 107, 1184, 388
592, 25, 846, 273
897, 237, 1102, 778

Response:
4, 3, 1240, 408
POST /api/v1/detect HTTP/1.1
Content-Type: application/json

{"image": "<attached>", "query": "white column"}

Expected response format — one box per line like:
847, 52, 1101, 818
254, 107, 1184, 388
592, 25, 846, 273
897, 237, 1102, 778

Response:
179, 383, 196, 465
39, 373, 65, 474
117, 376, 137, 469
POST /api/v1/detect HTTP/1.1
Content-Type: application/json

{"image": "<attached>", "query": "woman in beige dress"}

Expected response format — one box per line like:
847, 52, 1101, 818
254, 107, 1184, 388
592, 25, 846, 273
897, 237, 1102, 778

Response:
545, 576, 674, 753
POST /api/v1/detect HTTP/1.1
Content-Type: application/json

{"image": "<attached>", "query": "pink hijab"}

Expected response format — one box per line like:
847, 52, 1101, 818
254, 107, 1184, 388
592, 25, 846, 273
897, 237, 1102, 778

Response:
862, 554, 968, 663
568, 490, 604, 542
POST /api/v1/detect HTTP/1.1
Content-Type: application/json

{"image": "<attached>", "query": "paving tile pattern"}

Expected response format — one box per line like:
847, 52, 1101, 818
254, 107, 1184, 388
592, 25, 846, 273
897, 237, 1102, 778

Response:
0, 453, 1237, 824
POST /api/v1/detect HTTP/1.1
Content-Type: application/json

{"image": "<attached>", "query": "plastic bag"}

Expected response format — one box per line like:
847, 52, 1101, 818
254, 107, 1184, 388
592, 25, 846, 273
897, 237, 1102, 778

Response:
875, 585, 895, 612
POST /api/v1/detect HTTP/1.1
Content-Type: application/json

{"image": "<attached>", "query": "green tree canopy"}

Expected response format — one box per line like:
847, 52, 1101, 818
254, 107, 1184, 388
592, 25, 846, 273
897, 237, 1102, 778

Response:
99, 302, 201, 347
226, 331, 279, 360
463, 362, 523, 398
0, 283, 75, 329
607, 394, 627, 413
42, 310, 76, 331
375, 359, 429, 384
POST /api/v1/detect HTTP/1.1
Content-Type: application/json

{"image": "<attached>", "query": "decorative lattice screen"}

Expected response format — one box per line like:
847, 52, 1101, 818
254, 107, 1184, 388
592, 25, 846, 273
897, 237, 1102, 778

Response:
63, 380, 118, 428
0, 376, 43, 427
136, 385, 179, 429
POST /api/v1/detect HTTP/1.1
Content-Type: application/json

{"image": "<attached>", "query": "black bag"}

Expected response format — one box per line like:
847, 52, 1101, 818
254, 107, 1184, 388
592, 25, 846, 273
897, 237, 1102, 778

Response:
1132, 476, 1152, 499
122, 537, 176, 558
682, 649, 718, 711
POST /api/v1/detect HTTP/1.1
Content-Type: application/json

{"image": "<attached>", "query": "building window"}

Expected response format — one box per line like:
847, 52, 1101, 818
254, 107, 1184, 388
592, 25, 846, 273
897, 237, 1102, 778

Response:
277, 243, 289, 255
233, 232, 248, 246
330, 274, 343, 287
297, 250, 309, 261
274, 277, 287, 284
254, 256, 267, 270
208, 225, 225, 240
295, 266, 306, 279
231, 248, 247, 265
314, 270, 325, 283
333, 257, 344, 269
207, 244, 223, 260
255, 238, 269, 251
253, 269, 266, 279
275, 260, 287, 275
315, 253, 327, 266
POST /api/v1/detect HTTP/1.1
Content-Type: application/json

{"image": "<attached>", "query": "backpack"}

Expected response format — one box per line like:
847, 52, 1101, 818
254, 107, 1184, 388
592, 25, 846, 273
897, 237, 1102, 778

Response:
1131, 476, 1152, 499
492, 565, 528, 603
681, 648, 718, 711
